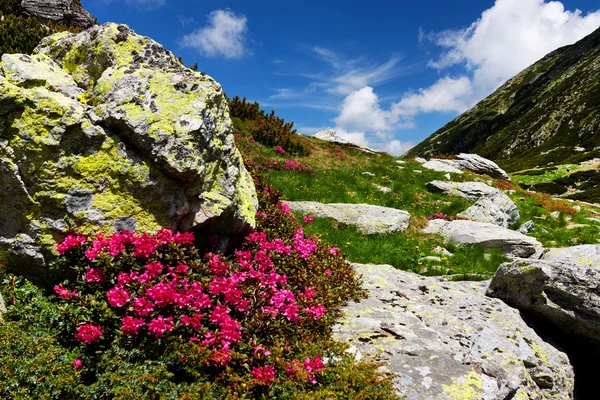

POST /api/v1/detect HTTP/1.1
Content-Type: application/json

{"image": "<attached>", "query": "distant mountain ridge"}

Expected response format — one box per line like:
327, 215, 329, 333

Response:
407, 26, 600, 173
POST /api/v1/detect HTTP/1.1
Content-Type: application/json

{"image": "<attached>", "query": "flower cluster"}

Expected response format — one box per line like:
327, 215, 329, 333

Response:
54, 225, 331, 387
246, 158, 310, 173
426, 213, 469, 221
274, 145, 286, 155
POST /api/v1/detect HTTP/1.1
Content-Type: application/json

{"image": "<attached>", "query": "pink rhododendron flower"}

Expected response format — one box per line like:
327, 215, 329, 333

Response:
274, 145, 286, 155
304, 356, 325, 384
75, 324, 102, 344
300, 286, 316, 300
180, 313, 204, 331
173, 231, 195, 245
209, 347, 232, 366
121, 315, 145, 335
303, 215, 314, 223
305, 304, 326, 320
147, 316, 174, 338
174, 263, 189, 275
324, 269, 332, 276
117, 272, 132, 286
107, 287, 131, 308
246, 231, 267, 243
329, 247, 340, 255
54, 284, 78, 300
133, 297, 155, 316
84, 268, 105, 283
259, 238, 291, 254
56, 235, 86, 255
73, 359, 83, 370
292, 228, 317, 259
132, 233, 157, 258
277, 202, 292, 215
252, 365, 276, 385
144, 261, 164, 279
146, 281, 180, 307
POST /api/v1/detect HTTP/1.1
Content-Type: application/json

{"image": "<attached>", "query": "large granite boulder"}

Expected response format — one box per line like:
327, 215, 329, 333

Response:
283, 201, 410, 234
333, 263, 574, 399
313, 128, 376, 154
422, 159, 464, 174
0, 23, 258, 284
19, 0, 96, 28
455, 154, 511, 181
488, 257, 600, 344
423, 220, 543, 258
427, 181, 519, 228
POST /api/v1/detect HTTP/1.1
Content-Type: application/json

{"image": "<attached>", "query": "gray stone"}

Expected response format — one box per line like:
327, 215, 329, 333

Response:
550, 211, 561, 219
518, 220, 535, 234
542, 245, 600, 267
313, 128, 376, 153
444, 173, 451, 180
0, 24, 258, 285
333, 263, 574, 399
283, 201, 410, 235
427, 180, 500, 201
459, 193, 520, 228
422, 159, 464, 174
423, 219, 543, 258
414, 157, 427, 164
20, 0, 96, 28
373, 183, 392, 193
455, 154, 511, 180
488, 256, 600, 343
362, 172, 375, 177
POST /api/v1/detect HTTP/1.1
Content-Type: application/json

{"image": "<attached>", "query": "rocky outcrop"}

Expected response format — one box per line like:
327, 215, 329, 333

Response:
488, 256, 600, 344
19, 0, 96, 28
458, 194, 520, 228
0, 24, 258, 284
422, 159, 464, 174
283, 201, 410, 234
455, 154, 511, 180
542, 244, 600, 267
427, 180, 519, 227
333, 263, 574, 399
427, 180, 500, 201
423, 220, 543, 258
312, 128, 376, 154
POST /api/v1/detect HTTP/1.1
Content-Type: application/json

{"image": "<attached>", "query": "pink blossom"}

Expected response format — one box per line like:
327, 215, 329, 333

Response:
209, 347, 232, 366
292, 228, 317, 259
252, 365, 276, 385
146, 281, 180, 307
144, 261, 164, 279
107, 287, 131, 308
75, 324, 103, 344
147, 316, 174, 338
324, 269, 332, 276
207, 253, 229, 276
121, 316, 145, 335
303, 215, 314, 223
173, 231, 195, 245
155, 228, 174, 244
259, 238, 291, 254
73, 359, 84, 370
117, 272, 132, 286
84, 268, 105, 283
246, 231, 267, 243
277, 202, 292, 215
300, 286, 316, 300
174, 263, 189, 275
328, 247, 340, 255
283, 303, 300, 322
133, 297, 155, 316
54, 284, 78, 300
274, 145, 286, 155
56, 235, 86, 255
304, 356, 325, 384
254, 250, 274, 271
132, 233, 157, 258
180, 313, 204, 331
253, 343, 272, 357
305, 304, 326, 320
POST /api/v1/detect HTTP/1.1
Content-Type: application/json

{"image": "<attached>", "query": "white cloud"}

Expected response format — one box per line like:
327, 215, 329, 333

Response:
335, 87, 395, 133
385, 140, 415, 157
424, 0, 600, 106
180, 9, 248, 59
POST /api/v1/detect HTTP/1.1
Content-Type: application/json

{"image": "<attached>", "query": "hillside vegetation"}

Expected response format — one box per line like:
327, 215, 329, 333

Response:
407, 26, 600, 203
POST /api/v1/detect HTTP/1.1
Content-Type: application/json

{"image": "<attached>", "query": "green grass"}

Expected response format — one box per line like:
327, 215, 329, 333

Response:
298, 215, 508, 279
513, 164, 576, 185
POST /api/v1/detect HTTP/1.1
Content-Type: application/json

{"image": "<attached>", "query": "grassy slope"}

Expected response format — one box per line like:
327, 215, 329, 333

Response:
406, 27, 600, 203
235, 118, 600, 280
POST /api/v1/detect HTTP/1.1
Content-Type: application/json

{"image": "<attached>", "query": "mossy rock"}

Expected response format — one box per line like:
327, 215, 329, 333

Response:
0, 23, 257, 285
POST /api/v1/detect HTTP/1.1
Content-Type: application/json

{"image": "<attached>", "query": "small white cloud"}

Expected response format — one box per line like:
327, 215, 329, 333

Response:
180, 9, 248, 59
125, 0, 166, 8
335, 87, 395, 133
384, 140, 415, 156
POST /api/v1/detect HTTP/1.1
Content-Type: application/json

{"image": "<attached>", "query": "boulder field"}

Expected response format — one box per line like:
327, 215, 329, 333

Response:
0, 23, 257, 284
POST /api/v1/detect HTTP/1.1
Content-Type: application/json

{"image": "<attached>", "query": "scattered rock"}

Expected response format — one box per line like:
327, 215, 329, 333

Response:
413, 170, 422, 174
414, 157, 427, 164
427, 180, 499, 201
333, 263, 574, 399
422, 159, 464, 174
396, 159, 406, 164
283, 201, 410, 235
458, 193, 520, 228
19, 0, 96, 28
455, 153, 511, 180
373, 183, 392, 193
444, 173, 451, 180
542, 245, 600, 267
488, 256, 600, 343
0, 24, 258, 285
433, 246, 453, 257
550, 211, 561, 219
518, 220, 535, 234
313, 128, 376, 154
362, 172, 375, 177
422, 219, 543, 258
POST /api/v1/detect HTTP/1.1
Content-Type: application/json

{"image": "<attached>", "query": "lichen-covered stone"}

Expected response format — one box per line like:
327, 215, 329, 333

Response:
423, 220, 543, 258
19, 0, 96, 28
459, 193, 520, 228
333, 263, 574, 399
283, 201, 410, 234
0, 23, 257, 284
488, 257, 600, 343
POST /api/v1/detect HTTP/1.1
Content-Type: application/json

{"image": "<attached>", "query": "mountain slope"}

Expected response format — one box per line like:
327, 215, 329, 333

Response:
407, 26, 600, 173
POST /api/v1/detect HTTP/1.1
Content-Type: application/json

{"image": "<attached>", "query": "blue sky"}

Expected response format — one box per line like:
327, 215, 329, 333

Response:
86, 0, 600, 155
